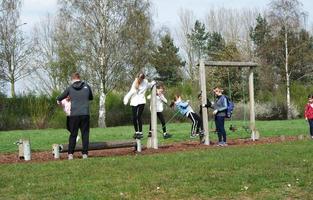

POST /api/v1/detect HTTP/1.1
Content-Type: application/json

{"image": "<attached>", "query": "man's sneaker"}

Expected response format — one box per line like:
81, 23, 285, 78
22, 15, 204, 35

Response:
68, 154, 73, 160
148, 131, 152, 137
76, 135, 80, 142
163, 133, 172, 139
82, 154, 88, 159
217, 142, 224, 146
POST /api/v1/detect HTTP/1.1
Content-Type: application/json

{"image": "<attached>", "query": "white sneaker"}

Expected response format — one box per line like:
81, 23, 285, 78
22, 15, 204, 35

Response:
68, 154, 73, 160
82, 154, 88, 159
76, 135, 80, 142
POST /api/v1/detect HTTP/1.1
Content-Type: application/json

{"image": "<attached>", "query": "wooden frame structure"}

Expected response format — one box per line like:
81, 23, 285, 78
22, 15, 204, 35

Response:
147, 85, 158, 149
199, 60, 259, 145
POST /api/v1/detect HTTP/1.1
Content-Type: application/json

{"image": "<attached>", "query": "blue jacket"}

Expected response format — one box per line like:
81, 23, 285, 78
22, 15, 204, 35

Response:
175, 100, 194, 116
213, 95, 227, 117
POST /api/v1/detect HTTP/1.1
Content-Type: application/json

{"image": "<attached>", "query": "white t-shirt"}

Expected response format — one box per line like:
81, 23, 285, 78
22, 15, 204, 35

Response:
124, 79, 154, 106
61, 99, 71, 116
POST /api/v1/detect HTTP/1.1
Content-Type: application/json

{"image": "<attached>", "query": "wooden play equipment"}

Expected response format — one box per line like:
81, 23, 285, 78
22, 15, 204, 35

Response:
199, 60, 260, 145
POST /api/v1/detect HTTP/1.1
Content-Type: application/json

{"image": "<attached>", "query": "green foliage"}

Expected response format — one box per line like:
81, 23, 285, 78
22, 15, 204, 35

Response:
187, 20, 209, 60
151, 34, 185, 85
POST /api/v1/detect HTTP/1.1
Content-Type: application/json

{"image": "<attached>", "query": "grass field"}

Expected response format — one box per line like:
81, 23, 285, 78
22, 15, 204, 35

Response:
0, 119, 309, 153
0, 120, 312, 199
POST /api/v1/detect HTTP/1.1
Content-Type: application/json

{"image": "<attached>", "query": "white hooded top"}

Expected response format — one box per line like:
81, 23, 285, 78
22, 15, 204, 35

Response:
124, 79, 155, 106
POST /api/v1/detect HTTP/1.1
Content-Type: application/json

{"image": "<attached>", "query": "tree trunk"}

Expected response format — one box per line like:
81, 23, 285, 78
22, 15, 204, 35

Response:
285, 31, 291, 120
98, 82, 106, 128
10, 79, 15, 98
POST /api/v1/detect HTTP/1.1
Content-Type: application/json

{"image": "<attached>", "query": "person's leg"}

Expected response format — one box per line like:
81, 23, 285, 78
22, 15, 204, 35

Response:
80, 115, 90, 156
66, 116, 70, 132
157, 112, 166, 133
215, 116, 222, 143
68, 116, 80, 155
309, 119, 313, 137
219, 116, 227, 143
137, 104, 145, 132
132, 106, 139, 132
188, 113, 197, 136
193, 112, 203, 133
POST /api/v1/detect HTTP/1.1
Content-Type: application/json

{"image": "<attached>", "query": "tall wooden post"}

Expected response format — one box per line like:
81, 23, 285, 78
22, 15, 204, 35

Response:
200, 59, 210, 145
147, 85, 158, 149
248, 67, 258, 141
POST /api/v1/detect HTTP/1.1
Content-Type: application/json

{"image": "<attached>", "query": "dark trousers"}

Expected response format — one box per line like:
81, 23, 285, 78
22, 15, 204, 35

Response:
68, 115, 90, 155
215, 115, 226, 143
149, 112, 166, 133
187, 112, 202, 135
132, 104, 145, 132
66, 116, 70, 132
308, 119, 313, 136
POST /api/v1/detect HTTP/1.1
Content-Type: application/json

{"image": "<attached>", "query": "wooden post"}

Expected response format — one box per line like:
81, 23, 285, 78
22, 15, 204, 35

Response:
147, 85, 158, 149
52, 144, 60, 159
136, 139, 142, 152
248, 67, 258, 141
200, 59, 210, 145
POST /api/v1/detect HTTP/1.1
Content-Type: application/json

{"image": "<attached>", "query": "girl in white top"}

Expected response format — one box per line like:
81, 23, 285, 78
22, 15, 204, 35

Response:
124, 73, 155, 139
148, 84, 172, 139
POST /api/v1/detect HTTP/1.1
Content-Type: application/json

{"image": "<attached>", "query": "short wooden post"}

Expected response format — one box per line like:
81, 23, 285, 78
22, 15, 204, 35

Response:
249, 67, 258, 141
200, 59, 210, 145
136, 139, 142, 152
52, 144, 60, 159
151, 85, 158, 149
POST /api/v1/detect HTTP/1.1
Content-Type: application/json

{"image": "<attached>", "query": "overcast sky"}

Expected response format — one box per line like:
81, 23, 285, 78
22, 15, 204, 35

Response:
10, 0, 313, 95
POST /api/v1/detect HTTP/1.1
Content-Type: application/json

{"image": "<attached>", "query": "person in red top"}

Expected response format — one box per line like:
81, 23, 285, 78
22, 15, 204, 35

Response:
304, 94, 313, 139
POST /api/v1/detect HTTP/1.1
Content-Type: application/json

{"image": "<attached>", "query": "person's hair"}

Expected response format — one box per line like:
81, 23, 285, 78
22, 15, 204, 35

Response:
135, 72, 145, 89
308, 94, 313, 99
71, 72, 80, 80
170, 94, 181, 108
213, 86, 223, 93
156, 83, 164, 90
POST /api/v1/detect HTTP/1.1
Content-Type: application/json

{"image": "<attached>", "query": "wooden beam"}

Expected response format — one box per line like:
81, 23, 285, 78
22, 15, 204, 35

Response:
200, 59, 210, 145
248, 67, 259, 141
59, 140, 137, 153
198, 61, 258, 67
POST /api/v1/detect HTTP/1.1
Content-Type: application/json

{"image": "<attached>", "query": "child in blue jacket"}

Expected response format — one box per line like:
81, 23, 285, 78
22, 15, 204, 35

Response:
170, 95, 203, 138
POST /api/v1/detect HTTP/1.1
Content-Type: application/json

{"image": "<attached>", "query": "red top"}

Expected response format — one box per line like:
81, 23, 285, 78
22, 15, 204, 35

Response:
304, 103, 313, 119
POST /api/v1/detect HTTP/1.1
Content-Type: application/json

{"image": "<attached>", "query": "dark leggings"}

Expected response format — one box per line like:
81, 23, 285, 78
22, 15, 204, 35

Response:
187, 112, 202, 135
149, 112, 166, 133
132, 104, 145, 132
308, 119, 313, 136
68, 115, 90, 155
215, 115, 226, 143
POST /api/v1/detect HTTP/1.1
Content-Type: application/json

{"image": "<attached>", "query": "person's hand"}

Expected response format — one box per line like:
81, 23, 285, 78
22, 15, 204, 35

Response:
151, 80, 156, 86
305, 117, 308, 121
213, 110, 218, 115
123, 98, 128, 105
57, 100, 60, 105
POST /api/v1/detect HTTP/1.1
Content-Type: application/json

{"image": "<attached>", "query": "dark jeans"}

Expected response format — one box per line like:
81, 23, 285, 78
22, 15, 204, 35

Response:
308, 119, 313, 136
215, 115, 226, 143
68, 115, 90, 155
187, 112, 202, 135
149, 112, 166, 133
66, 116, 70, 132
132, 104, 145, 132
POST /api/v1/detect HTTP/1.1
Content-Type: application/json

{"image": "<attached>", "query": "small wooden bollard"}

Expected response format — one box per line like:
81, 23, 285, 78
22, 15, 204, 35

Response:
298, 135, 304, 140
52, 144, 60, 159
280, 135, 286, 141
17, 139, 31, 161
136, 139, 142, 152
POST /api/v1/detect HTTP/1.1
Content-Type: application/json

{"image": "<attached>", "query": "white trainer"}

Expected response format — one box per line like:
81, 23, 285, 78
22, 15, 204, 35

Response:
68, 154, 73, 160
82, 154, 88, 159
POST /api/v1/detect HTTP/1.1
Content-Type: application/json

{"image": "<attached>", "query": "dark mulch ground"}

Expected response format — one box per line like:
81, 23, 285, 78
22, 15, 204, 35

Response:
0, 135, 306, 164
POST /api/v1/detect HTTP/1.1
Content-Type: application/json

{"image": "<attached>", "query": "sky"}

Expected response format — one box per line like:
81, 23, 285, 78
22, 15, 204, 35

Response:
8, 0, 313, 95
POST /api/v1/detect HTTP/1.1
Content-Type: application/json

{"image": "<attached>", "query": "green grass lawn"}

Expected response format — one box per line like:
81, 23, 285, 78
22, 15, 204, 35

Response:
0, 119, 309, 153
0, 120, 312, 199
0, 141, 312, 199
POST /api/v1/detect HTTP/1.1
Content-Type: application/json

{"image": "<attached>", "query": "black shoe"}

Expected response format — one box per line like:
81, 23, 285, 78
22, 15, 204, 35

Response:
163, 133, 172, 139
133, 132, 143, 139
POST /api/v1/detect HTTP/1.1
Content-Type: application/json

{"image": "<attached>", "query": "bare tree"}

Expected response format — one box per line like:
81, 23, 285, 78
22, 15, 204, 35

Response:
176, 8, 196, 80
268, 0, 304, 119
0, 0, 33, 97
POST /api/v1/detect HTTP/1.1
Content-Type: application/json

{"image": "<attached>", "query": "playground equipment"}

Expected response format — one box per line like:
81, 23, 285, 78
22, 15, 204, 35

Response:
52, 140, 141, 159
16, 139, 31, 161
198, 60, 260, 145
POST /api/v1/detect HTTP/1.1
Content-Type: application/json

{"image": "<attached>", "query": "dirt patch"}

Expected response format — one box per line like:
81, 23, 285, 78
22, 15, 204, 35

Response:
0, 135, 307, 164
